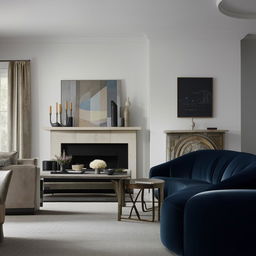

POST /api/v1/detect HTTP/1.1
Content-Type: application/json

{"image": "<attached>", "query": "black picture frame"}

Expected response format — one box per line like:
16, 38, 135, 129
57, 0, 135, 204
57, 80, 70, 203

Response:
177, 77, 213, 117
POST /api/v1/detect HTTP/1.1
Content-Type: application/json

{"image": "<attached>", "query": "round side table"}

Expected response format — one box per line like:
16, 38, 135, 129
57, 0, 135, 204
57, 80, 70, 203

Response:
122, 178, 165, 222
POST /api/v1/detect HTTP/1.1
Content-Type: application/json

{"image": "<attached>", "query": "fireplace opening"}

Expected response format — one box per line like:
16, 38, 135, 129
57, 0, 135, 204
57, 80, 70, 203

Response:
61, 143, 128, 169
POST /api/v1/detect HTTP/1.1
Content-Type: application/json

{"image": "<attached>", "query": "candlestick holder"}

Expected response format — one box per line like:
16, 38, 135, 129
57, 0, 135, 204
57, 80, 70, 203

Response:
59, 112, 64, 126
67, 109, 73, 127
54, 109, 73, 127
67, 117, 73, 127
59, 111, 65, 126
50, 113, 61, 127
65, 110, 68, 126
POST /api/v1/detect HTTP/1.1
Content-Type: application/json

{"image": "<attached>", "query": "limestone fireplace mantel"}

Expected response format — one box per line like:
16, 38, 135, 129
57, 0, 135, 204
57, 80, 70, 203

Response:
45, 127, 141, 131
44, 127, 141, 178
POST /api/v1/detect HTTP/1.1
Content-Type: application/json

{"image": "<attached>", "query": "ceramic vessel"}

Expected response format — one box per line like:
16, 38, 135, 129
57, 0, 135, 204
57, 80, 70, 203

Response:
72, 164, 84, 171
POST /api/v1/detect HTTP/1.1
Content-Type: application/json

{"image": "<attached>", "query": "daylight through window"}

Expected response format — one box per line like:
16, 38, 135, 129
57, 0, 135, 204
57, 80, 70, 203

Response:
0, 62, 8, 152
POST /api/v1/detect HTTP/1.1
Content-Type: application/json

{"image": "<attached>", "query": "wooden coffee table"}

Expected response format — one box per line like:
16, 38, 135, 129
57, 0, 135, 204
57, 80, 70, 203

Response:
121, 178, 165, 222
40, 171, 130, 221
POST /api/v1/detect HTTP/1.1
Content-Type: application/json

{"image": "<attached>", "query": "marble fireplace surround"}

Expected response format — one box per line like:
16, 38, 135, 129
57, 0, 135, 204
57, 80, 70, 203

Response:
165, 130, 228, 161
45, 127, 141, 178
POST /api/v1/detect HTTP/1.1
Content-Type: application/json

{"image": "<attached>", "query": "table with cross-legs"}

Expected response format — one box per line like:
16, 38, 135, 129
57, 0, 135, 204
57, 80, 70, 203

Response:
121, 178, 165, 222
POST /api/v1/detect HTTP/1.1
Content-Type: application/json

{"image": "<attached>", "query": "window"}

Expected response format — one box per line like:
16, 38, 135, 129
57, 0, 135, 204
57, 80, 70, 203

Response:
0, 62, 8, 152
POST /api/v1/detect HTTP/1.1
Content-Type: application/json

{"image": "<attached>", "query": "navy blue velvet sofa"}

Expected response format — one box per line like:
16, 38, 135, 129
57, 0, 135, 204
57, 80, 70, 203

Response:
150, 150, 256, 256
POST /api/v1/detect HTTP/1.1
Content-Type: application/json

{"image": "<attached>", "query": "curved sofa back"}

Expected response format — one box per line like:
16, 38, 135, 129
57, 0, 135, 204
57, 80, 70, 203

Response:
181, 150, 256, 184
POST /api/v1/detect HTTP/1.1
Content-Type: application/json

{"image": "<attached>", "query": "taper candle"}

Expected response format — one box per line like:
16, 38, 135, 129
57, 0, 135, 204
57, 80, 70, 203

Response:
65, 101, 68, 111
56, 102, 58, 113
70, 102, 72, 111
49, 105, 52, 114
59, 104, 62, 113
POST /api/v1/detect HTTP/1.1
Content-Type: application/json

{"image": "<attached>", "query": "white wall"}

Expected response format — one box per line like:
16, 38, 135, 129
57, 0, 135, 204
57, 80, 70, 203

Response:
0, 38, 150, 177
0, 35, 242, 174
149, 37, 241, 166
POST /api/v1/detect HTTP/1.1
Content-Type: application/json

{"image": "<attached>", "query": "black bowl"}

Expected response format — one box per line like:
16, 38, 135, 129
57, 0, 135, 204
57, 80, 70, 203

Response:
106, 169, 114, 175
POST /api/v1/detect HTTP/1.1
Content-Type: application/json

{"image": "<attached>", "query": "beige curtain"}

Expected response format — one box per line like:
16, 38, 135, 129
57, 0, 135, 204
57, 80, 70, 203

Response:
8, 61, 31, 158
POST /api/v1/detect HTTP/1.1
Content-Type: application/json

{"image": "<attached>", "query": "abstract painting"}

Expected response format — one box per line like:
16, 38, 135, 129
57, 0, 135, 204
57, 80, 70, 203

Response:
61, 80, 121, 127
177, 77, 213, 117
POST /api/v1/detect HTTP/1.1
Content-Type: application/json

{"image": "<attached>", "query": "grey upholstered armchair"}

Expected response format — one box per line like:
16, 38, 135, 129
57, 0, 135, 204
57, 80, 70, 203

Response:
0, 170, 12, 242
1, 158, 40, 214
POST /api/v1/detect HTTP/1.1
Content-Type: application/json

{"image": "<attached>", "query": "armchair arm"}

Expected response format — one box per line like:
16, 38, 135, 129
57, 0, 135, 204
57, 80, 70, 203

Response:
184, 190, 256, 256
0, 170, 12, 204
0, 165, 40, 210
149, 161, 173, 178
149, 153, 195, 178
211, 164, 256, 190
17, 158, 38, 166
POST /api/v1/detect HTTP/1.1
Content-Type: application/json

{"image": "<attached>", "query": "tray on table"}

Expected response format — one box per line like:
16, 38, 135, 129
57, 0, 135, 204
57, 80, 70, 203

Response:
50, 169, 127, 175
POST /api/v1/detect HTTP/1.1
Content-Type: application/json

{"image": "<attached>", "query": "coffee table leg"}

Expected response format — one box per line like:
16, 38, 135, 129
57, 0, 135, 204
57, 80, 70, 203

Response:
112, 180, 122, 221
118, 179, 124, 220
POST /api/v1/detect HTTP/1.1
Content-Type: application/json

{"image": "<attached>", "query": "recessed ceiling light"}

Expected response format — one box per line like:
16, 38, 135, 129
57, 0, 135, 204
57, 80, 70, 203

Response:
217, 0, 256, 19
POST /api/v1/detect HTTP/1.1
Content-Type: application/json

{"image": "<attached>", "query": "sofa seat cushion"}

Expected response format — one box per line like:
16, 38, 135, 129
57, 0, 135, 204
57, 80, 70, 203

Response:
153, 176, 210, 197
161, 184, 211, 255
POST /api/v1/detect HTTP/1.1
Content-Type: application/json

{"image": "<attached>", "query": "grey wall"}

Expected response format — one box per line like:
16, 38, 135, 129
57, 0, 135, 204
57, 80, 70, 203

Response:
241, 35, 256, 154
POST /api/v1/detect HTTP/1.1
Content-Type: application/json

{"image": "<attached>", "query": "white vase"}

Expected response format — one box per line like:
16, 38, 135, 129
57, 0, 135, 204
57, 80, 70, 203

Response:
95, 168, 100, 174
123, 97, 130, 127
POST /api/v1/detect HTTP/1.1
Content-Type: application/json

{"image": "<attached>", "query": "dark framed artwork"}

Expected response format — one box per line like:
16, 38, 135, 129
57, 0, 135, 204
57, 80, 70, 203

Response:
177, 77, 213, 117
61, 80, 121, 127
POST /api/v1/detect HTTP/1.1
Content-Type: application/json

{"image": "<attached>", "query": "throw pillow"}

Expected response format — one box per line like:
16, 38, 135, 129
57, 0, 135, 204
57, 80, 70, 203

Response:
0, 151, 18, 165
0, 158, 11, 167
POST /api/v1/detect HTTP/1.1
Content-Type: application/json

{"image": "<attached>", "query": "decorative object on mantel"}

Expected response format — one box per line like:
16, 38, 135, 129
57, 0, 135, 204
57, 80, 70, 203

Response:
54, 151, 72, 172
59, 103, 63, 125
111, 100, 118, 127
89, 159, 107, 174
66, 102, 73, 127
61, 80, 121, 127
62, 101, 73, 127
123, 97, 131, 127
49, 103, 61, 127
165, 130, 228, 160
49, 102, 73, 127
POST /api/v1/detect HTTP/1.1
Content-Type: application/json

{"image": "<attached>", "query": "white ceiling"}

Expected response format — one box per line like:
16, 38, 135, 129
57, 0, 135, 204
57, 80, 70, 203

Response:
0, 0, 256, 40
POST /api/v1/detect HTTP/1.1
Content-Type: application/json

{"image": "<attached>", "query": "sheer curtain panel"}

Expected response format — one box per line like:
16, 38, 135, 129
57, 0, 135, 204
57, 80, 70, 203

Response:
8, 61, 31, 158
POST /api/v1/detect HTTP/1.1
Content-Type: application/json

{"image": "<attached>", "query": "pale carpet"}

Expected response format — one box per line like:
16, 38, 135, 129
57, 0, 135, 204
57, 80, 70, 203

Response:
0, 203, 174, 256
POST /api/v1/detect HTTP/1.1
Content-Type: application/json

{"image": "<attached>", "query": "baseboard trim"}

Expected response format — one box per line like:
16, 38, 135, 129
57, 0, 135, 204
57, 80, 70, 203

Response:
5, 208, 36, 215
